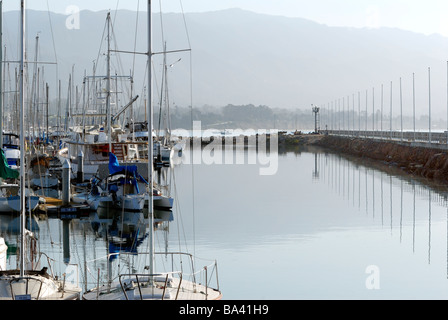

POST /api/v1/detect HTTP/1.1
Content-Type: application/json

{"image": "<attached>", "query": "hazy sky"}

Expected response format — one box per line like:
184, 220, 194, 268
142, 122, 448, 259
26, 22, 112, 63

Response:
4, 0, 448, 37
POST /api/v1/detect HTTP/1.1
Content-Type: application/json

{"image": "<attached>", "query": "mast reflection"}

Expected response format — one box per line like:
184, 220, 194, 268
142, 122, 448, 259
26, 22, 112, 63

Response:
313, 148, 448, 269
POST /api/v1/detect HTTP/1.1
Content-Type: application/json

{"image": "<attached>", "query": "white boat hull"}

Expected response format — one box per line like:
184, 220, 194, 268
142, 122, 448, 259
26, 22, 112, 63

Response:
3, 148, 19, 169
73, 192, 145, 212
153, 195, 173, 210
0, 272, 81, 300
143, 195, 174, 213
82, 275, 222, 300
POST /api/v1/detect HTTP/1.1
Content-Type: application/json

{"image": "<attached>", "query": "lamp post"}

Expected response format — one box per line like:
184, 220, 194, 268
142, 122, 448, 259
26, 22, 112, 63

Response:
312, 104, 320, 134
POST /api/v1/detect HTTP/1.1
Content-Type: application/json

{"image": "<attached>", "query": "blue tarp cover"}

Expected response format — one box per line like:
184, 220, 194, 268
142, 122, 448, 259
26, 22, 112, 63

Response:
108, 153, 148, 194
109, 152, 138, 175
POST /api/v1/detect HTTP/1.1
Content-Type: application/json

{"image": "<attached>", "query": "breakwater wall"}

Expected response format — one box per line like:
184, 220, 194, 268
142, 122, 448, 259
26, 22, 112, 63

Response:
183, 131, 448, 184
312, 135, 448, 185
185, 132, 324, 147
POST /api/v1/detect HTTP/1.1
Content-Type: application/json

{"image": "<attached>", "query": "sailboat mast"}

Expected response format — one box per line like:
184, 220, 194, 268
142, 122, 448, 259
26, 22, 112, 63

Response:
19, 0, 26, 277
147, 0, 154, 276
106, 12, 112, 152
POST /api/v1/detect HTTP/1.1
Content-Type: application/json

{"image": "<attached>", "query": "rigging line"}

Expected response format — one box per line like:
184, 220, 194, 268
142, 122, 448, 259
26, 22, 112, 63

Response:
176, 0, 195, 259
151, 59, 161, 114
7, 9, 21, 61
134, 59, 148, 121
108, 21, 133, 108
112, 0, 120, 26
171, 164, 189, 253
93, 17, 108, 77
110, 19, 126, 81
188, 42, 196, 264
157, 46, 166, 134
131, 0, 140, 80
178, 0, 192, 49
45, 0, 58, 83
109, 5, 132, 103
138, 67, 146, 120
158, 0, 165, 48
128, 0, 140, 132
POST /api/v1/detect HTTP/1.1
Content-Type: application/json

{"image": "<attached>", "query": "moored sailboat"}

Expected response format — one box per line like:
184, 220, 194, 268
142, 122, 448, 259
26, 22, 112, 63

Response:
72, 152, 147, 217
82, 0, 222, 300
0, 1, 82, 300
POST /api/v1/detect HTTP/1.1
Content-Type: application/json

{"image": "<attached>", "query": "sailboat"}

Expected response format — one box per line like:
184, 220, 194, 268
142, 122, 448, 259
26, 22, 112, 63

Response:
82, 1, 222, 300
72, 152, 147, 217
2, 132, 20, 169
154, 43, 174, 167
57, 13, 143, 182
0, 139, 40, 214
0, 0, 82, 300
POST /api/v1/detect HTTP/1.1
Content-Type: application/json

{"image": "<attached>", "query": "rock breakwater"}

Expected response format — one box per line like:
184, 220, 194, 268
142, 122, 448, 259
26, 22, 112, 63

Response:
312, 135, 448, 184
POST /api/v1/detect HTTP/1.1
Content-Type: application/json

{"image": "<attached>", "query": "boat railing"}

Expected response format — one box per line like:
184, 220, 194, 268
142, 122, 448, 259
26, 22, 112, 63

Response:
117, 271, 182, 300
85, 251, 219, 299
153, 251, 220, 297
9, 276, 43, 300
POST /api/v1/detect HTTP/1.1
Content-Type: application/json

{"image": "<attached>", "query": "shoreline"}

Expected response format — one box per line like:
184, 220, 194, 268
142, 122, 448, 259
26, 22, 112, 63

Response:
308, 134, 448, 186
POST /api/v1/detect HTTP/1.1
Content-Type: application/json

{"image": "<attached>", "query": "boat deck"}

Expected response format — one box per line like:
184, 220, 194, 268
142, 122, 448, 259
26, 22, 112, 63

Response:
82, 277, 222, 300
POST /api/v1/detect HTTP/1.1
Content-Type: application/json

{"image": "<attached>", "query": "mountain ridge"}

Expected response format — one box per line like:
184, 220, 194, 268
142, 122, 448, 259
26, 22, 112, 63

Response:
2, 8, 448, 117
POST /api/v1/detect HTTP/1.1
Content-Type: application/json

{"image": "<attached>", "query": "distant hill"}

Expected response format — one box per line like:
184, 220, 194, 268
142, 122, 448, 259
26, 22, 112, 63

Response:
3, 8, 448, 118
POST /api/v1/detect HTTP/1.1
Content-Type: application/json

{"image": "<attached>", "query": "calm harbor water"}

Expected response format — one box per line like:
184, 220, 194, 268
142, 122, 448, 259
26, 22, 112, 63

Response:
2, 145, 448, 300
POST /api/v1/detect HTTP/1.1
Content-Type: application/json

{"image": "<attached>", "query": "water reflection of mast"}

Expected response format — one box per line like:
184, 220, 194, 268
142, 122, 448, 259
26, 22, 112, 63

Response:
346, 159, 349, 202
338, 156, 341, 196
390, 175, 393, 234
63, 220, 70, 263
329, 152, 332, 189
313, 152, 319, 180
358, 164, 361, 210
340, 159, 345, 199
400, 180, 403, 243
413, 181, 416, 253
372, 170, 375, 219
381, 171, 384, 226
428, 189, 432, 264
320, 152, 445, 270
352, 161, 355, 207
365, 167, 368, 216
83, 224, 87, 293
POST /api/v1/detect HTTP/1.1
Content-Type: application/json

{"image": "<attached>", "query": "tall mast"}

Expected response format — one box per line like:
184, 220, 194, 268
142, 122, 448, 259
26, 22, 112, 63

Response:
19, 0, 26, 277
46, 83, 49, 144
147, 0, 154, 276
106, 12, 112, 152
30, 34, 38, 142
